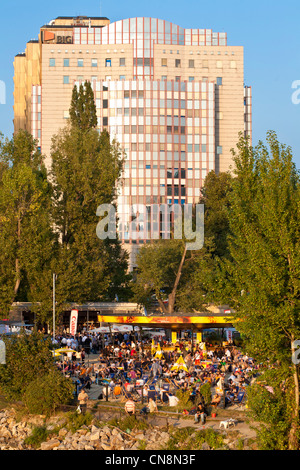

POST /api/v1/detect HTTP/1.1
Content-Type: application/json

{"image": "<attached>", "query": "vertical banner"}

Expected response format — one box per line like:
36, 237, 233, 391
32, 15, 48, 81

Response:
70, 309, 78, 336
0, 340, 6, 364
226, 330, 233, 343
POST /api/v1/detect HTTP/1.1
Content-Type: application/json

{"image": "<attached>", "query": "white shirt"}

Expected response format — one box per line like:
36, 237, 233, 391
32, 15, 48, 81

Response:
168, 395, 179, 407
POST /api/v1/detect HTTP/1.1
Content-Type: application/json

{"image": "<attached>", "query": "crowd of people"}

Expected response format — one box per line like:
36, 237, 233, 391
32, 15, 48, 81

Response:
52, 329, 258, 419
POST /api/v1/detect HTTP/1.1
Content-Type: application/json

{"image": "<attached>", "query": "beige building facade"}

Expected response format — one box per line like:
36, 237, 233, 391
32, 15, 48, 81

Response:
14, 16, 252, 269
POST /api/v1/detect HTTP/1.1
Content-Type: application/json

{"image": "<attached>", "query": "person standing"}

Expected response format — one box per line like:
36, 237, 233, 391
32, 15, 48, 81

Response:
124, 395, 136, 416
78, 388, 89, 414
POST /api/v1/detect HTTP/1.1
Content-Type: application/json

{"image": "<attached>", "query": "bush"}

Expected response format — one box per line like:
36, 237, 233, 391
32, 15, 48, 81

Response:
163, 426, 224, 450
200, 382, 212, 405
65, 410, 94, 433
23, 425, 50, 449
23, 369, 75, 416
0, 332, 55, 400
175, 389, 192, 411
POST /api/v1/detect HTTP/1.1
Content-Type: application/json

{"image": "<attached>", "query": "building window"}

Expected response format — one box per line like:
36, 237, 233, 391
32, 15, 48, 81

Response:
175, 59, 181, 68
119, 75, 126, 80
63, 76, 70, 84
175, 76, 181, 82
105, 58, 112, 67
49, 58, 55, 67
217, 146, 223, 154
103, 99, 108, 108
161, 75, 167, 81
119, 58, 125, 66
217, 77, 223, 86
103, 117, 108, 126
188, 76, 194, 82
161, 58, 167, 67
91, 59, 98, 67
64, 58, 69, 67
188, 59, 194, 68
77, 59, 84, 67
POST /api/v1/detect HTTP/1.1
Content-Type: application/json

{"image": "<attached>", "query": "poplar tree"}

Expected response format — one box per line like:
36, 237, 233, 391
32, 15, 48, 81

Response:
216, 131, 300, 450
50, 121, 128, 311
0, 131, 54, 319
69, 81, 97, 130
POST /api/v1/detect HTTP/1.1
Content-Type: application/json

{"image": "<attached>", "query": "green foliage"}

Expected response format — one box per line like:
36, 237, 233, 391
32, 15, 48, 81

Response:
163, 426, 224, 450
23, 369, 75, 416
50, 124, 129, 307
245, 367, 297, 450
23, 425, 50, 449
65, 410, 94, 433
200, 382, 212, 405
215, 131, 300, 449
69, 81, 97, 130
0, 332, 55, 400
108, 415, 149, 432
133, 239, 186, 312
175, 389, 192, 411
0, 130, 54, 318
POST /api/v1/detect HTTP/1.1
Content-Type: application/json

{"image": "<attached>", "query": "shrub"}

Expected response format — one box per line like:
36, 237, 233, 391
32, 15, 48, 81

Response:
23, 369, 74, 416
0, 332, 55, 400
65, 410, 94, 433
23, 425, 49, 449
200, 382, 212, 405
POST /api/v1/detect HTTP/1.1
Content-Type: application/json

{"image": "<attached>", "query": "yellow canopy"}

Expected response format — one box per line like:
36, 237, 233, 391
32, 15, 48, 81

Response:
155, 343, 163, 358
171, 355, 188, 372
53, 348, 77, 354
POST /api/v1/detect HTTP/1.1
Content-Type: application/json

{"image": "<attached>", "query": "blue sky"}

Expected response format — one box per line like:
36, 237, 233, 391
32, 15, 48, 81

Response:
0, 0, 300, 167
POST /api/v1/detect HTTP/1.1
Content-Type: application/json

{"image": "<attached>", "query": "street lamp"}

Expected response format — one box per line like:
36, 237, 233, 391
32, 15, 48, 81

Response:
53, 273, 57, 342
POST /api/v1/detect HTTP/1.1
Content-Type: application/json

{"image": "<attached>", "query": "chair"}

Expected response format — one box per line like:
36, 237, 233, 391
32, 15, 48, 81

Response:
236, 391, 245, 405
148, 390, 158, 401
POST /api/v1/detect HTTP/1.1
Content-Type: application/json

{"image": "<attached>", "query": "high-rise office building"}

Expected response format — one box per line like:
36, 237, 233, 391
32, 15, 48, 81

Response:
14, 15, 252, 269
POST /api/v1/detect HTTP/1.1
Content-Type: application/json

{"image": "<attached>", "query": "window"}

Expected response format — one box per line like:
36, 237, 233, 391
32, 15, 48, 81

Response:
63, 75, 69, 84
188, 59, 194, 68
161, 58, 167, 67
77, 59, 84, 67
175, 76, 181, 82
103, 117, 108, 126
103, 99, 108, 108
64, 58, 69, 67
119, 58, 125, 66
188, 76, 194, 82
119, 75, 126, 80
217, 146, 223, 154
161, 75, 167, 81
49, 58, 55, 67
91, 58, 98, 67
175, 59, 181, 68
217, 77, 223, 86
105, 58, 111, 67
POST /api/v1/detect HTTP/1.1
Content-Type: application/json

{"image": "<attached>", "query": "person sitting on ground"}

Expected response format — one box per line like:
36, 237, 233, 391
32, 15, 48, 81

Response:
194, 402, 207, 425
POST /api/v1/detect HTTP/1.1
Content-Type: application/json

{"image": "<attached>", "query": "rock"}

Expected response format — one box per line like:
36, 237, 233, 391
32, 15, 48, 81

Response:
201, 442, 211, 450
90, 430, 101, 441
40, 439, 61, 450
